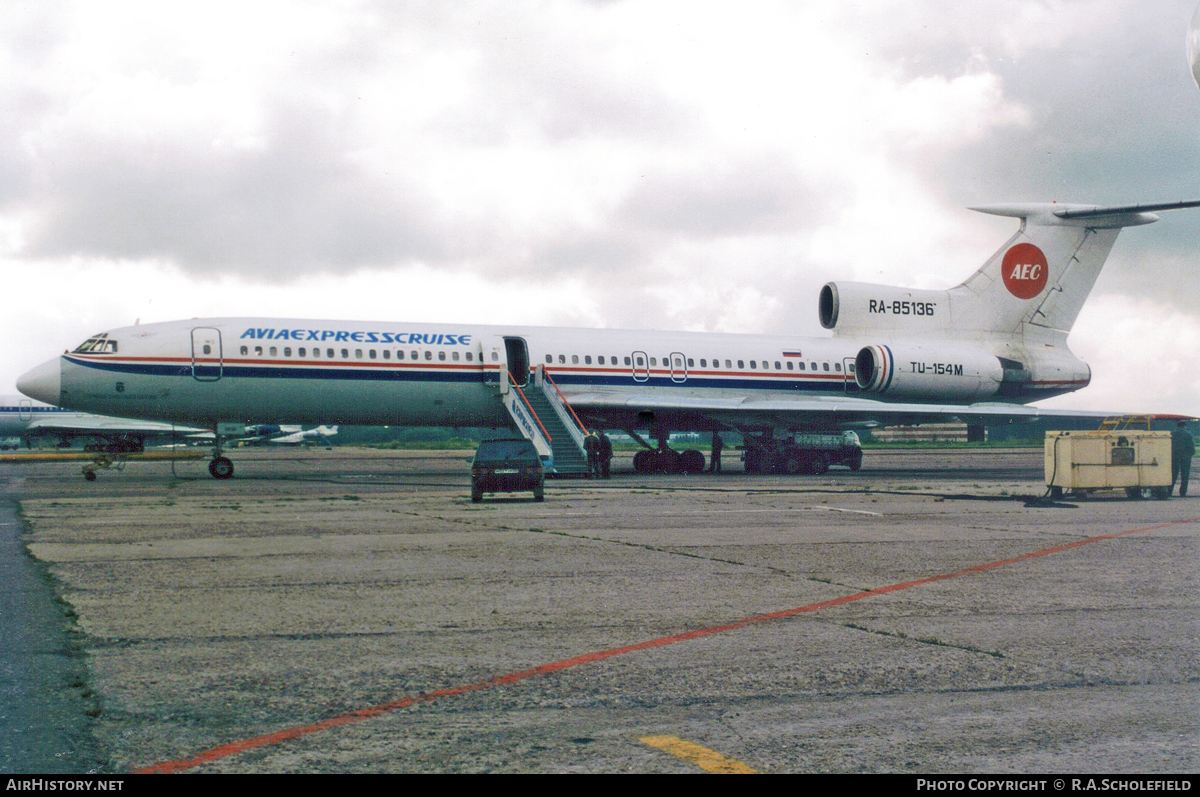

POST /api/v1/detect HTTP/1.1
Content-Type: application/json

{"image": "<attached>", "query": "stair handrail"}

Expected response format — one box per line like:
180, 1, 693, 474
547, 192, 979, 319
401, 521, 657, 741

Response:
509, 371, 553, 443
543, 369, 589, 436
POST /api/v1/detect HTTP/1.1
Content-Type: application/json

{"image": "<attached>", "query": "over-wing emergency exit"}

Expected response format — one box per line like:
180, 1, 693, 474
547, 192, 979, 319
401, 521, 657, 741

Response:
18, 200, 1200, 479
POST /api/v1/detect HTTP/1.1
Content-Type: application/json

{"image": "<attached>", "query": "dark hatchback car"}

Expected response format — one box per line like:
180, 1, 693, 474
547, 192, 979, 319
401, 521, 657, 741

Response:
471, 438, 545, 502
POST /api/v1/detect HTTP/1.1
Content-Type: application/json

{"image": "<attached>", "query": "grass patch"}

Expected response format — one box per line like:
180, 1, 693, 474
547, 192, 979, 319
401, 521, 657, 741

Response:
355, 439, 481, 450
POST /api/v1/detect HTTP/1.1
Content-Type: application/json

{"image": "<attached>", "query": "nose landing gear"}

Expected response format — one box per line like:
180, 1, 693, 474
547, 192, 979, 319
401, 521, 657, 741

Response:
208, 428, 235, 479
208, 456, 234, 479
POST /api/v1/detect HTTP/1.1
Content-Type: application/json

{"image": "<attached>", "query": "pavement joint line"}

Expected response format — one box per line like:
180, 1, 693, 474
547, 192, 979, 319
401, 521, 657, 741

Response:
639, 735, 759, 773
811, 505, 883, 516
133, 513, 1200, 775
528, 527, 792, 574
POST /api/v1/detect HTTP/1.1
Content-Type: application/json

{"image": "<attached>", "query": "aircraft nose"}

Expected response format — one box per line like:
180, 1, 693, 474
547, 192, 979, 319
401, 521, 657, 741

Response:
17, 358, 62, 405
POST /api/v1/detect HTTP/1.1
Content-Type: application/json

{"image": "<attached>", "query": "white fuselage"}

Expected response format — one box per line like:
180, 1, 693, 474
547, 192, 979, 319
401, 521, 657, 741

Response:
0, 396, 79, 437
18, 317, 1085, 431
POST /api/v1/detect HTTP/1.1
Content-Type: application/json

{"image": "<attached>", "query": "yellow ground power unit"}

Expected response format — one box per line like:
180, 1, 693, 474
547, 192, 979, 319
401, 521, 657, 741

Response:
1044, 430, 1173, 499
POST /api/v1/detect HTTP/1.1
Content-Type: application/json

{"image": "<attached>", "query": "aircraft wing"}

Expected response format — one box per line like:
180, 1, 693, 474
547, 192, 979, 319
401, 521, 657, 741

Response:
25, 415, 205, 435
560, 390, 1171, 430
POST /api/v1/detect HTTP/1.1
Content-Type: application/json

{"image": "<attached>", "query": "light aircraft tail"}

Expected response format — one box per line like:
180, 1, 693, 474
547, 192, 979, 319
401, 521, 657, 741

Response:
820, 200, 1200, 341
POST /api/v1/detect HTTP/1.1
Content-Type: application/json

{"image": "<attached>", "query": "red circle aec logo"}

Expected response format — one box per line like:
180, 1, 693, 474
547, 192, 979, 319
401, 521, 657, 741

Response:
1001, 243, 1048, 300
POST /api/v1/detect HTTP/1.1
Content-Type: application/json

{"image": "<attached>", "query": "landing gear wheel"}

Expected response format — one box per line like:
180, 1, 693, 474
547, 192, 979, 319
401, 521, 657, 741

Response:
83, 470, 97, 482
679, 450, 705, 474
633, 450, 650, 474
208, 456, 235, 480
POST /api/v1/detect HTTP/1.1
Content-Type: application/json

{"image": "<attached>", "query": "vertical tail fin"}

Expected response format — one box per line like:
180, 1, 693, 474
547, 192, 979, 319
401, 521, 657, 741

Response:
818, 200, 1197, 342
952, 202, 1189, 338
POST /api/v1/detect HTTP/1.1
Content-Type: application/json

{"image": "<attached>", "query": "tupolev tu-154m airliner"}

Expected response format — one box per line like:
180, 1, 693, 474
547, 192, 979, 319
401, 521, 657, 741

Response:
18, 200, 1200, 479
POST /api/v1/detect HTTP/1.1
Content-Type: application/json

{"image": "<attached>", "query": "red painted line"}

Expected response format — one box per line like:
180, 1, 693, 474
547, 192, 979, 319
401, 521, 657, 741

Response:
135, 514, 1200, 774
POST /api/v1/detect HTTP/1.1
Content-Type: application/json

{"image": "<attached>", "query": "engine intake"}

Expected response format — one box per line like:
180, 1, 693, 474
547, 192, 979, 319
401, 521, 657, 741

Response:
854, 343, 1005, 402
819, 282, 950, 335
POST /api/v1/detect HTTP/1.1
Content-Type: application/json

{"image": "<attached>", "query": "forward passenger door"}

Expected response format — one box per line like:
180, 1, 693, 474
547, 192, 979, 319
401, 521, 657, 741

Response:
191, 328, 223, 382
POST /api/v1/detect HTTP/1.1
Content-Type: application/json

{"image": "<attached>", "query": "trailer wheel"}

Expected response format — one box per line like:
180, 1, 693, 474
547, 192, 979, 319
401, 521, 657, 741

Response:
848, 450, 862, 471
810, 452, 829, 475
1125, 487, 1144, 500
783, 455, 804, 475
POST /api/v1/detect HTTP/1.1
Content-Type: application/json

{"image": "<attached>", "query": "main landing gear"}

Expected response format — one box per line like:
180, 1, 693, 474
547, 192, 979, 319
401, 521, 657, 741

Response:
630, 424, 706, 475
632, 447, 706, 474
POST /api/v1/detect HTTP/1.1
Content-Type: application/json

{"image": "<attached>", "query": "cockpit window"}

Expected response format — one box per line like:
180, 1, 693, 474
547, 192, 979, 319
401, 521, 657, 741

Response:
73, 333, 118, 354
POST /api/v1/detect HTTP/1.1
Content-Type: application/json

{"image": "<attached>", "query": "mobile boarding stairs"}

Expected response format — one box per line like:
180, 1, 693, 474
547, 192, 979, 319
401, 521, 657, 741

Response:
496, 365, 591, 477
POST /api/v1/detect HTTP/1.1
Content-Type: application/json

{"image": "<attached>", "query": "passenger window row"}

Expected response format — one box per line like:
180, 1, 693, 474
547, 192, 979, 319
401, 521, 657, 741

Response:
237, 346, 476, 362
541, 353, 846, 373
232, 344, 847, 374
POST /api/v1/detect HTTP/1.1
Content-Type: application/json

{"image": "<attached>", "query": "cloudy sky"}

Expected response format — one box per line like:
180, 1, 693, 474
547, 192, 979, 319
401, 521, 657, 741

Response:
3, 0, 1199, 414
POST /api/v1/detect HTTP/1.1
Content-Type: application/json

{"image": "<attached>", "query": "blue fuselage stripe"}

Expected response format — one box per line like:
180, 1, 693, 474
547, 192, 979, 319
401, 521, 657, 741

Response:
65, 357, 853, 393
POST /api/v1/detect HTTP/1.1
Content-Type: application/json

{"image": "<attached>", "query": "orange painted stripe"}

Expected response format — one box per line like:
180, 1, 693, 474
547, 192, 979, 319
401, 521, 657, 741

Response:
135, 515, 1200, 774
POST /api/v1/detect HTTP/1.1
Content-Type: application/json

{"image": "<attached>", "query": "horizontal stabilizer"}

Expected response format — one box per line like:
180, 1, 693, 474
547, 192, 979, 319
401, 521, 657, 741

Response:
970, 199, 1200, 229
1052, 199, 1200, 218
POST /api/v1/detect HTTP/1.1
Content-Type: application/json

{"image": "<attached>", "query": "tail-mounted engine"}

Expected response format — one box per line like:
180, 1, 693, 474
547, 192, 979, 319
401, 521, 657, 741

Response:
820, 282, 951, 336
854, 343, 1004, 402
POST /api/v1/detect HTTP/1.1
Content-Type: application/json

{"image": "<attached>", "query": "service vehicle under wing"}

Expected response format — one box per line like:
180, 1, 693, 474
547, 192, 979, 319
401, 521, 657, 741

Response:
743, 431, 863, 474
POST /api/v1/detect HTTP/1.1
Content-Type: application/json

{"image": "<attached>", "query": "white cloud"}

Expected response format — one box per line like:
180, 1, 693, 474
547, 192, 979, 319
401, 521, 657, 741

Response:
1042, 295, 1200, 416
